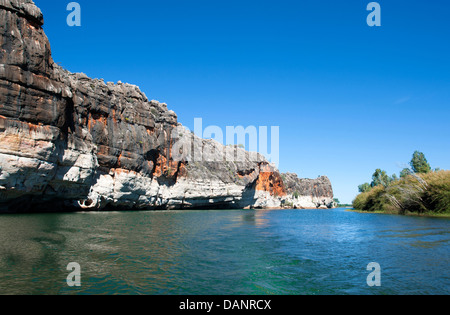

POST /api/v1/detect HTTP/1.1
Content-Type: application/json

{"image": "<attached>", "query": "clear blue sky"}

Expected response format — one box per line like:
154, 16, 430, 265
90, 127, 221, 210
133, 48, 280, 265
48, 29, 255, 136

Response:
34, 0, 450, 203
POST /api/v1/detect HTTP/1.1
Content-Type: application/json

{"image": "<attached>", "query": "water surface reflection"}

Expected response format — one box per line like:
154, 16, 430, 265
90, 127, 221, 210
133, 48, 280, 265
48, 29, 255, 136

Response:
0, 209, 448, 295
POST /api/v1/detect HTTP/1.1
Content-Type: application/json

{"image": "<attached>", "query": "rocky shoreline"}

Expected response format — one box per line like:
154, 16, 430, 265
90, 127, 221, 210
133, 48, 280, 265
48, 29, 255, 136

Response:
0, 0, 335, 213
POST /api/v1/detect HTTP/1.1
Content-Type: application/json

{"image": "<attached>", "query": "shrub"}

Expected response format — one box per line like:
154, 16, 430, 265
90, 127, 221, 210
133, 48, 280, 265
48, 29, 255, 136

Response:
353, 186, 388, 212
418, 171, 450, 213
354, 170, 450, 215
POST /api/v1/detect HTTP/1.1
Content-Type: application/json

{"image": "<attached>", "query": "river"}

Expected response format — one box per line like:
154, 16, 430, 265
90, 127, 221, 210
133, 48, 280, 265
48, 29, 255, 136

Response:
0, 208, 448, 295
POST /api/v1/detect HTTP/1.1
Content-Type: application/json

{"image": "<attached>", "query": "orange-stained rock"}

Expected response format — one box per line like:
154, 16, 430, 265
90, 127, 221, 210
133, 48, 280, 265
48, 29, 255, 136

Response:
256, 170, 287, 197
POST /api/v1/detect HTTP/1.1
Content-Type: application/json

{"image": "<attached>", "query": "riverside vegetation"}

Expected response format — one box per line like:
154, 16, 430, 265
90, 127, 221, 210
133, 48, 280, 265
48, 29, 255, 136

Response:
353, 151, 450, 216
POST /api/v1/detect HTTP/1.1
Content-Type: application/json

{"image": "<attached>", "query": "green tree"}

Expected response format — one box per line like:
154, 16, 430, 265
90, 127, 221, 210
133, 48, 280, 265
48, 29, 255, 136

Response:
400, 168, 413, 178
371, 169, 391, 188
358, 183, 371, 193
410, 151, 431, 174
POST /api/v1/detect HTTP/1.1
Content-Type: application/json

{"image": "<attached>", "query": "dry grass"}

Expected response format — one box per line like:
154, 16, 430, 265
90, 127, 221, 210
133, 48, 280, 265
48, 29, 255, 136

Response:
353, 170, 450, 215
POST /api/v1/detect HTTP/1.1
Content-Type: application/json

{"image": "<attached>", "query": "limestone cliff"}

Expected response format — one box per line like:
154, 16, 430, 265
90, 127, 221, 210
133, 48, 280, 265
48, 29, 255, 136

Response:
0, 0, 334, 212
282, 173, 335, 209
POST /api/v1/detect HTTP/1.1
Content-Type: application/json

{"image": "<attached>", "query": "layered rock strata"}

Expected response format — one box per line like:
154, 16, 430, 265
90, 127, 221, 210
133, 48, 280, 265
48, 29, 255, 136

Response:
0, 0, 334, 212
281, 173, 335, 209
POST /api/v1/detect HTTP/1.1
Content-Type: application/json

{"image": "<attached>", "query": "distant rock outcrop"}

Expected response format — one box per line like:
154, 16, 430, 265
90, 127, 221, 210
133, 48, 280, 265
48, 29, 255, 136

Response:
0, 0, 334, 212
281, 173, 335, 209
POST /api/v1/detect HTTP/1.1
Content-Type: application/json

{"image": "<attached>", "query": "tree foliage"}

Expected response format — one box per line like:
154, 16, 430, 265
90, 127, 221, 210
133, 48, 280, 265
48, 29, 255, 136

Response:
358, 183, 371, 193
353, 171, 450, 215
400, 168, 413, 178
391, 174, 399, 182
353, 151, 447, 214
371, 169, 391, 188
410, 151, 432, 174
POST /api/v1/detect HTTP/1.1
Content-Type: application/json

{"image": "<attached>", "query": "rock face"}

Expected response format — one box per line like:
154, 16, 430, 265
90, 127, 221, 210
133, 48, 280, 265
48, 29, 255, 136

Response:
0, 0, 334, 213
282, 173, 335, 209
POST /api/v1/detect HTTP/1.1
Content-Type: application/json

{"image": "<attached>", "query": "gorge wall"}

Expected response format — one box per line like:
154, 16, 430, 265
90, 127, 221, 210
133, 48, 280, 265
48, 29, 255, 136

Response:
282, 173, 335, 209
0, 0, 335, 213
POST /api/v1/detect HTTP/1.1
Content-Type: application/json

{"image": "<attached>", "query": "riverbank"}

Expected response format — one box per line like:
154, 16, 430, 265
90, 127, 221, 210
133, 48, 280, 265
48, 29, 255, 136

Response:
347, 209, 450, 218
353, 170, 450, 217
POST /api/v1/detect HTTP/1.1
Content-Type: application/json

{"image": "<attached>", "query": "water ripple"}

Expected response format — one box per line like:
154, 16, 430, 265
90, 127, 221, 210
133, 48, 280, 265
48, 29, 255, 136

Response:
0, 209, 448, 295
